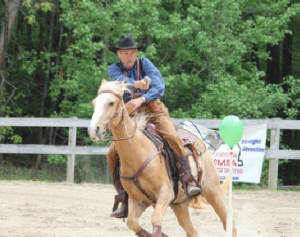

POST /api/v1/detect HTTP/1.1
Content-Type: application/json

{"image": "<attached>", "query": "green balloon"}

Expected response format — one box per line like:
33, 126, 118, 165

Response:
219, 115, 244, 149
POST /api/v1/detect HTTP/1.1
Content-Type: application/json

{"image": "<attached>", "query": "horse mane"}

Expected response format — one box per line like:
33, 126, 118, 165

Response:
133, 112, 151, 132
97, 80, 131, 95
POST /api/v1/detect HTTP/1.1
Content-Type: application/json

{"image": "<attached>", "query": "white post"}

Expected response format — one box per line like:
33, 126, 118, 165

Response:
268, 128, 280, 190
226, 151, 233, 237
67, 117, 77, 183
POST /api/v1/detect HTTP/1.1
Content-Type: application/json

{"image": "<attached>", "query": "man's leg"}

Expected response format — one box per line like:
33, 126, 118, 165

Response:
148, 101, 201, 197
107, 144, 128, 218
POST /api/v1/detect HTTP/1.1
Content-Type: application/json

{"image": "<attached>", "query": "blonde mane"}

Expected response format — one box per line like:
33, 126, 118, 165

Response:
133, 112, 151, 131
97, 80, 131, 95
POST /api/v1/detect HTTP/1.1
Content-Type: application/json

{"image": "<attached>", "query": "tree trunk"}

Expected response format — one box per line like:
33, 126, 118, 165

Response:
292, 6, 300, 78
0, 0, 20, 69
36, 2, 58, 169
282, 33, 293, 77
266, 44, 282, 84
0, 0, 20, 164
0, 0, 20, 113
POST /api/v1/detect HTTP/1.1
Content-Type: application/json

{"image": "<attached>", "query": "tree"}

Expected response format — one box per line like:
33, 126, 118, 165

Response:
0, 0, 20, 114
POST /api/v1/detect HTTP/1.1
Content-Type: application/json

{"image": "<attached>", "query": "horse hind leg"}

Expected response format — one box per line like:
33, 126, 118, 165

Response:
171, 202, 198, 237
199, 150, 237, 236
202, 184, 237, 237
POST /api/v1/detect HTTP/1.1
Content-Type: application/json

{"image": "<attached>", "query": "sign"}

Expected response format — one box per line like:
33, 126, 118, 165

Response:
179, 121, 267, 183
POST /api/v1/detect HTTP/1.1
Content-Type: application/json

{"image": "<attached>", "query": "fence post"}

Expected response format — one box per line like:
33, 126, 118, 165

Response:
268, 128, 280, 189
67, 117, 77, 183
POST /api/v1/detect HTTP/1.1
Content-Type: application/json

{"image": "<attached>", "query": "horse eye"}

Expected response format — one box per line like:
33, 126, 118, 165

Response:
109, 102, 114, 107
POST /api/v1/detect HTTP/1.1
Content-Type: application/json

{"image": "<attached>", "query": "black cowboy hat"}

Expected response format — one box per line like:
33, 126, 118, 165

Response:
118, 34, 137, 50
109, 34, 146, 52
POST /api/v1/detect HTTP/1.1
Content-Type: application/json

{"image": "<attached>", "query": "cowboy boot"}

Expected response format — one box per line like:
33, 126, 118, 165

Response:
110, 162, 128, 218
176, 155, 201, 197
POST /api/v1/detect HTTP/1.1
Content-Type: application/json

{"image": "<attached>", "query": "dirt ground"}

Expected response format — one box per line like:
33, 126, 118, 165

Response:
0, 181, 299, 237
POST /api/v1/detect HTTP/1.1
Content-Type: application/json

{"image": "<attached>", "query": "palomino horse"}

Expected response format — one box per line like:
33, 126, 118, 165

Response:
89, 80, 237, 237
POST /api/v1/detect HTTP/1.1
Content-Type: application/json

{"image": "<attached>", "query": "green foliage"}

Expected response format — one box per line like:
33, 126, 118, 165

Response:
47, 154, 67, 166
50, 0, 297, 120
171, 76, 290, 119
0, 127, 22, 143
282, 76, 300, 119
22, 0, 54, 24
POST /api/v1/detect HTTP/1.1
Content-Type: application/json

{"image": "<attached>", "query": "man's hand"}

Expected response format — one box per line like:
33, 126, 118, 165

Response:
125, 97, 146, 115
134, 77, 151, 90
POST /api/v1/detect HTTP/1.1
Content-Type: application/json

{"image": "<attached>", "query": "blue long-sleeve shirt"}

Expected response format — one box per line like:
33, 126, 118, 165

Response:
107, 57, 165, 102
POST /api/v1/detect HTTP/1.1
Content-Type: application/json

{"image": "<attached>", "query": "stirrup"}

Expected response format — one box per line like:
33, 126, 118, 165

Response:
186, 183, 201, 197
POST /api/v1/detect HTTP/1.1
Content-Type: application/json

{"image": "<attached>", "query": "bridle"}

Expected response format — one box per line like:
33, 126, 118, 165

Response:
97, 89, 137, 142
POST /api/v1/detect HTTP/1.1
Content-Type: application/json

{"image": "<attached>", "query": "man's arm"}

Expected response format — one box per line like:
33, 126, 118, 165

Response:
140, 58, 165, 102
108, 63, 135, 84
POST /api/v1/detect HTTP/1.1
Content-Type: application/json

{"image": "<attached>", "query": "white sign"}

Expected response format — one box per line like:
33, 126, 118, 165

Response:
180, 122, 267, 183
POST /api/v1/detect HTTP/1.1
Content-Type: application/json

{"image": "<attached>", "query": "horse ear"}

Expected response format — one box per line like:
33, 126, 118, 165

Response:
97, 79, 107, 94
120, 80, 126, 91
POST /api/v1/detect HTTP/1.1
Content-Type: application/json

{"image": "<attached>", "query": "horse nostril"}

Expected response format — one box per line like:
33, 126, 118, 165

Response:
96, 126, 99, 134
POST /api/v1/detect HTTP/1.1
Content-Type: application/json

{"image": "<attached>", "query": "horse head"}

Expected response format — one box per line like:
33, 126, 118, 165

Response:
89, 80, 127, 141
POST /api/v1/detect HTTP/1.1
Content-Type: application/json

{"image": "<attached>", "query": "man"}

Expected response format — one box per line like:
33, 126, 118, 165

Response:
107, 34, 201, 218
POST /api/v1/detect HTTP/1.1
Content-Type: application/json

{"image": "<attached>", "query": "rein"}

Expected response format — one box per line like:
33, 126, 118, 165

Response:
111, 118, 137, 142
98, 89, 137, 142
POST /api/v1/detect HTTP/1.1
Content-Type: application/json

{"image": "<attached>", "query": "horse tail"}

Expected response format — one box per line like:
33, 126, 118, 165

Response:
221, 177, 229, 196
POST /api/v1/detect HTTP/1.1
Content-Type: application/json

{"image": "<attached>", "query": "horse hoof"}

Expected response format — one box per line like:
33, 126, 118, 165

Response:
151, 226, 168, 237
136, 228, 151, 237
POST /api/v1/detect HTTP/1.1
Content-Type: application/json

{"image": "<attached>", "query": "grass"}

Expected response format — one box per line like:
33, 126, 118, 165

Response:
0, 164, 66, 182
0, 161, 112, 184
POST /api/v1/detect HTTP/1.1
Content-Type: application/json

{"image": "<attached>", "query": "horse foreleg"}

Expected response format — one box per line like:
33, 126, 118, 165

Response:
171, 202, 198, 237
126, 197, 150, 236
150, 185, 174, 237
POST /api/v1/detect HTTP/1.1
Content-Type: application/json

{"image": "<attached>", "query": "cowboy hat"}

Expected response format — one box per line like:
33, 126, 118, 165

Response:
117, 34, 137, 50
109, 34, 145, 52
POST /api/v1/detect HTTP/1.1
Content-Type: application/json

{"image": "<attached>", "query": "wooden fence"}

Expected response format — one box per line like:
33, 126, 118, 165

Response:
0, 117, 299, 189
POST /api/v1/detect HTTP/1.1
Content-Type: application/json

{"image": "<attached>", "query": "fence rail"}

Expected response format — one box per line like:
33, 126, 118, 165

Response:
1, 117, 299, 189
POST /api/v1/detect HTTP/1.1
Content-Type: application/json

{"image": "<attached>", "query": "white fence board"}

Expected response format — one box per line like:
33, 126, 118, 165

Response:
265, 150, 300, 159
0, 144, 108, 155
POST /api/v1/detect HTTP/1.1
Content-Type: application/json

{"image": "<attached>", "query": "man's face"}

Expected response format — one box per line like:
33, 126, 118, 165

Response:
117, 48, 138, 70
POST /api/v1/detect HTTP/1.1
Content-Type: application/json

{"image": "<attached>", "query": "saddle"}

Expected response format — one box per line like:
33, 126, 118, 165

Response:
143, 122, 206, 202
